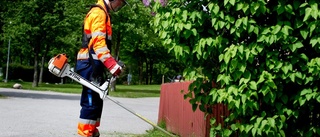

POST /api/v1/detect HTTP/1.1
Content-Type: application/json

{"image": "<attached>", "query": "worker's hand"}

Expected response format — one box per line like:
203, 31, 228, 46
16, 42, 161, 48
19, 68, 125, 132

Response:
104, 57, 123, 76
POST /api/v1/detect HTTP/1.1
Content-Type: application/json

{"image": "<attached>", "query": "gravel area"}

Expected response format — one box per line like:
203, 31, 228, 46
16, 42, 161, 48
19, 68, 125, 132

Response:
0, 88, 160, 137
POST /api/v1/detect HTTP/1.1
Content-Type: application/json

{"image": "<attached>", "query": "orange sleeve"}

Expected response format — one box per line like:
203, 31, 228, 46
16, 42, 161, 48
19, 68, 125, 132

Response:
85, 7, 112, 63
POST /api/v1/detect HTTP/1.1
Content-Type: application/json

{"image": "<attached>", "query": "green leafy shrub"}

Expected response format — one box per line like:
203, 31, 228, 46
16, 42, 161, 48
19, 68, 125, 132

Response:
150, 0, 320, 136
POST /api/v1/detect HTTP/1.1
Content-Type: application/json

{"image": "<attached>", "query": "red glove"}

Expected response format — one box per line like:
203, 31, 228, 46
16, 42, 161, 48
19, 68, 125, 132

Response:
104, 57, 122, 76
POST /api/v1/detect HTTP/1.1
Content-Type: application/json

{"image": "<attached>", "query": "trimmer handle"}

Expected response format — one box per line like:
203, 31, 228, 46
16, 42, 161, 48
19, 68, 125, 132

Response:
117, 60, 125, 68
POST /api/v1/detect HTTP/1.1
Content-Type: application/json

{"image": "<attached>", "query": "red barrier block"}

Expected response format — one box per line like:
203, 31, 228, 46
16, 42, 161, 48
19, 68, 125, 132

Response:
158, 82, 229, 137
158, 82, 207, 137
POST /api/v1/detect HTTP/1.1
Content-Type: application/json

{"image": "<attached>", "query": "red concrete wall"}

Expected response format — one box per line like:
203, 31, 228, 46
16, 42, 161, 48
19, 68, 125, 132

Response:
158, 82, 229, 137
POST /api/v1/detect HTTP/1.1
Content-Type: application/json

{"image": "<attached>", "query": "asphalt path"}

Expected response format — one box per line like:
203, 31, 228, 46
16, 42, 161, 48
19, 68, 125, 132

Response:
0, 88, 160, 137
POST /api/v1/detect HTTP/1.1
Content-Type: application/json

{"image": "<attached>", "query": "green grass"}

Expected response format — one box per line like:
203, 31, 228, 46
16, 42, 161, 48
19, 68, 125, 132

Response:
0, 94, 5, 98
110, 84, 161, 98
110, 121, 170, 137
0, 81, 161, 98
142, 121, 172, 137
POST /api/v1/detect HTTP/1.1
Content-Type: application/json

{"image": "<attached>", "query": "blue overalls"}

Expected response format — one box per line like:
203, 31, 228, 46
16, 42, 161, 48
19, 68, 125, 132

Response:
76, 49, 106, 136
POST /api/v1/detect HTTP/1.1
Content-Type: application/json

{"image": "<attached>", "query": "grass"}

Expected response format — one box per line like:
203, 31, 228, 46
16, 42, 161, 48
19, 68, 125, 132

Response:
107, 121, 170, 137
0, 94, 5, 98
0, 81, 161, 98
142, 121, 172, 137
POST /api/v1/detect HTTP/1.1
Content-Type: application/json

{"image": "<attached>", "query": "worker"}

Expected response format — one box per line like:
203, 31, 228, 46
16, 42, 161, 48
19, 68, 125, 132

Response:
76, 0, 127, 136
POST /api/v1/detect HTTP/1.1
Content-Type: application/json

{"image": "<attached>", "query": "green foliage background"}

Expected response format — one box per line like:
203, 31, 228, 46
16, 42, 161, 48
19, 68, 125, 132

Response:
0, 0, 184, 85
151, 0, 320, 136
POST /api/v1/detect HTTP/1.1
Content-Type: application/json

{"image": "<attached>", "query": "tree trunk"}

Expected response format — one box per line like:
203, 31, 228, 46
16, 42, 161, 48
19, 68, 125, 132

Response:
32, 46, 39, 87
145, 59, 149, 84
110, 27, 121, 91
32, 36, 42, 87
115, 30, 121, 60
39, 44, 50, 84
39, 56, 44, 84
138, 59, 143, 85
149, 60, 153, 84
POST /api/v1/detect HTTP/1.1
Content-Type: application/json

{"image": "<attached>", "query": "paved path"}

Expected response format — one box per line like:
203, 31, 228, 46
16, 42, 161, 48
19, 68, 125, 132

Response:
0, 88, 160, 137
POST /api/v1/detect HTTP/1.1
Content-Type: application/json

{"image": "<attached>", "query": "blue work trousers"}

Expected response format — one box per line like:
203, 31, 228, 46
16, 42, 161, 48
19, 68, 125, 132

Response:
76, 59, 104, 120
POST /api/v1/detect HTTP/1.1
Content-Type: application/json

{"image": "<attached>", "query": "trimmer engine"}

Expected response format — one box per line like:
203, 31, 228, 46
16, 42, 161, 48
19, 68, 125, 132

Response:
48, 54, 68, 77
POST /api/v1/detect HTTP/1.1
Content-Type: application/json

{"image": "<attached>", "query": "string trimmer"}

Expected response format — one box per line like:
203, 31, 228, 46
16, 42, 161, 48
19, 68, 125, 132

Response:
47, 54, 175, 137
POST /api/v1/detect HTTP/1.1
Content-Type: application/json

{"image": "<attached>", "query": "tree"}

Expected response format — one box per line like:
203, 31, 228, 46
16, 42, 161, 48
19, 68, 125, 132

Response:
1, 0, 183, 85
150, 0, 320, 136
112, 0, 178, 85
1, 0, 93, 84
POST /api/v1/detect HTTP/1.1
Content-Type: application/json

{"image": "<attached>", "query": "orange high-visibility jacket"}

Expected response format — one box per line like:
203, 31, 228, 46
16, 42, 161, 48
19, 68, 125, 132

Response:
77, 0, 112, 62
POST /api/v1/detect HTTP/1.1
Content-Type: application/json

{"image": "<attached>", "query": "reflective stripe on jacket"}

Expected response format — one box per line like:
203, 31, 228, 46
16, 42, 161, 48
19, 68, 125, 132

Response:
77, 0, 112, 62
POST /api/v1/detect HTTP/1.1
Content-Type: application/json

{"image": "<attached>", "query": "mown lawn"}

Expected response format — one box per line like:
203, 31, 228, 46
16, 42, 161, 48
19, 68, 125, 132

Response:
0, 81, 161, 98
